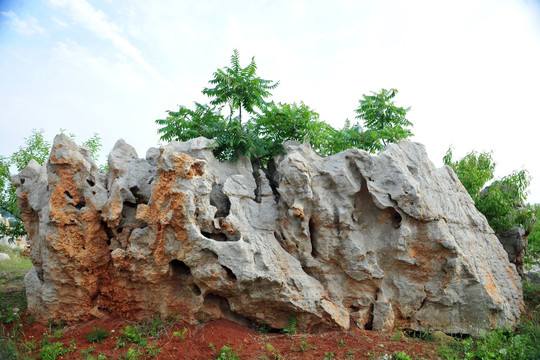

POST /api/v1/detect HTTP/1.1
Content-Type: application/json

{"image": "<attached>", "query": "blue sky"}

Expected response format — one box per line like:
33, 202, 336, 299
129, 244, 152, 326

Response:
1, 0, 540, 202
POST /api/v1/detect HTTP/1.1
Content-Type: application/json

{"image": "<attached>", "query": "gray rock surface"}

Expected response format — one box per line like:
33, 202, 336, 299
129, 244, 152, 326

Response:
497, 227, 528, 276
13, 134, 523, 334
0, 253, 10, 261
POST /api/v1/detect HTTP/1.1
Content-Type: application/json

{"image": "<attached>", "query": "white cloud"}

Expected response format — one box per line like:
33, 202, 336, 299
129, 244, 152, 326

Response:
0, 10, 46, 36
48, 0, 182, 99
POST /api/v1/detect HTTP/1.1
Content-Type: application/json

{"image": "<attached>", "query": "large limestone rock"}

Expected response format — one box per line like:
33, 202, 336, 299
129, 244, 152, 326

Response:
13, 134, 523, 334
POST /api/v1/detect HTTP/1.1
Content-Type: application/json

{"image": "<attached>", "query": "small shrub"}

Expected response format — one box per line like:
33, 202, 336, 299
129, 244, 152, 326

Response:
145, 344, 162, 358
173, 327, 188, 341
392, 351, 412, 360
80, 346, 96, 355
38, 342, 69, 360
324, 352, 335, 360
119, 347, 142, 360
0, 337, 19, 360
338, 339, 346, 347
265, 343, 282, 359
86, 326, 110, 344
216, 345, 241, 360
281, 316, 297, 335
115, 325, 146, 349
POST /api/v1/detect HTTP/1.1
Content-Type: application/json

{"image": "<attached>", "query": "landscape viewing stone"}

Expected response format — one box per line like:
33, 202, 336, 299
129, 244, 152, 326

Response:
13, 134, 523, 334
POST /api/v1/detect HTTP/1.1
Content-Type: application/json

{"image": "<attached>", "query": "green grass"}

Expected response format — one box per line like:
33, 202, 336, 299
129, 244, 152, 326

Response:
0, 245, 33, 326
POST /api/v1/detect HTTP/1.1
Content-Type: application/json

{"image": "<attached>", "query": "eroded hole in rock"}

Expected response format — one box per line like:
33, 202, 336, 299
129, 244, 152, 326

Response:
309, 218, 318, 258
253, 170, 263, 203
222, 265, 237, 281
101, 221, 114, 241
407, 165, 418, 176
87, 179, 95, 187
210, 184, 230, 218
349, 305, 360, 312
117, 227, 123, 234
64, 191, 73, 199
364, 303, 375, 330
191, 284, 201, 296
20, 178, 25, 184
201, 231, 228, 242
123, 201, 137, 208
130, 186, 149, 205
75, 202, 86, 210
388, 208, 402, 229
333, 206, 341, 236
169, 259, 191, 278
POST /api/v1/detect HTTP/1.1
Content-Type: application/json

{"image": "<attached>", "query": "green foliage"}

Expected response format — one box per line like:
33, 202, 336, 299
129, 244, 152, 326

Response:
38, 341, 70, 360
438, 328, 538, 360
523, 280, 540, 309
526, 204, 540, 264
323, 352, 335, 360
0, 129, 50, 241
252, 101, 335, 162
156, 51, 413, 166
475, 170, 533, 233
392, 351, 412, 360
203, 49, 279, 122
444, 149, 533, 233
354, 88, 413, 153
172, 327, 188, 341
290, 337, 316, 352
281, 316, 297, 335
119, 347, 142, 360
85, 326, 110, 344
443, 148, 495, 202
0, 337, 19, 360
115, 325, 147, 349
145, 344, 162, 358
215, 345, 241, 360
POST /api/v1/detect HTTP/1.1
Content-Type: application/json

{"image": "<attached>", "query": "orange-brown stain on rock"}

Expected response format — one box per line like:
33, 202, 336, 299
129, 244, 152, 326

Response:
137, 153, 203, 269
478, 263, 503, 305
290, 206, 306, 219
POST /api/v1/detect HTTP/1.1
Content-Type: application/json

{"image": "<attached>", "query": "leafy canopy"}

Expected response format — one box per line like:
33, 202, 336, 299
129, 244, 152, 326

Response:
156, 50, 413, 166
443, 148, 533, 233
354, 88, 413, 153
202, 49, 279, 122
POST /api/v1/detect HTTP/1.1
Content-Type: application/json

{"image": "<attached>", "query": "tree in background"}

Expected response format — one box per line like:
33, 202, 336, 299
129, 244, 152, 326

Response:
0, 130, 104, 241
156, 50, 414, 167
443, 148, 534, 234
0, 130, 50, 241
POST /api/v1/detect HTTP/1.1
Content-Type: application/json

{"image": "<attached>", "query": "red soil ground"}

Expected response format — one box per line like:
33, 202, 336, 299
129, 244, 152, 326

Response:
12, 314, 439, 359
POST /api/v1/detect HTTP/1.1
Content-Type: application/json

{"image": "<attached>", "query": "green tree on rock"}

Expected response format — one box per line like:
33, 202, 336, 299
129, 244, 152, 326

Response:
156, 50, 414, 167
202, 49, 279, 122
354, 88, 413, 153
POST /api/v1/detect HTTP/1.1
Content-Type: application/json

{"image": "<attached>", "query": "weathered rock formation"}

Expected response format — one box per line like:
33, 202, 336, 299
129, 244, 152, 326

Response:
497, 227, 528, 277
13, 134, 523, 334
